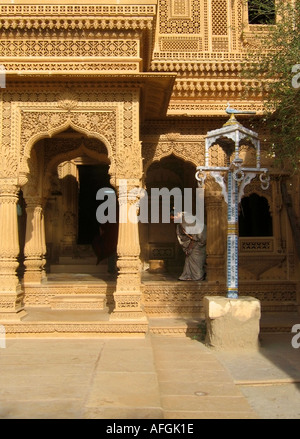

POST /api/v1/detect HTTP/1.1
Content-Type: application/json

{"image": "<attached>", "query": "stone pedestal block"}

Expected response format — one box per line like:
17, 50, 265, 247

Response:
204, 296, 261, 350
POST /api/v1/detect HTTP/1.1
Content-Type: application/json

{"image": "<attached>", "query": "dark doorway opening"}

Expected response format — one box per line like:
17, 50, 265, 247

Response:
77, 164, 111, 245
239, 193, 273, 237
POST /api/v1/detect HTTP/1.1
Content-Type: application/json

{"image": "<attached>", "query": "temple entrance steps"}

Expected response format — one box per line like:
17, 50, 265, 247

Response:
141, 275, 299, 320
22, 272, 115, 312
3, 273, 298, 338
3, 308, 149, 338
2, 308, 298, 339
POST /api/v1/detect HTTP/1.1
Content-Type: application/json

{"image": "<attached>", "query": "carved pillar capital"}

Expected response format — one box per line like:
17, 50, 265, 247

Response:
18, 172, 29, 188
24, 196, 44, 208
0, 181, 19, 201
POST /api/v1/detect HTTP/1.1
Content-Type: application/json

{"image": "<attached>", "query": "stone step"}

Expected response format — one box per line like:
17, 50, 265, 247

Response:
50, 263, 108, 274
58, 256, 99, 265
2, 307, 298, 338
260, 312, 299, 333
50, 294, 107, 310
148, 313, 299, 338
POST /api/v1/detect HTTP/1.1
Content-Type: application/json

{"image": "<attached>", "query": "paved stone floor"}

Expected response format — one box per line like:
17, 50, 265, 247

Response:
0, 332, 299, 419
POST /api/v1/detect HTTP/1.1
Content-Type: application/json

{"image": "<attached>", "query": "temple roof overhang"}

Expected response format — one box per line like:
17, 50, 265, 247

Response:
5, 71, 177, 121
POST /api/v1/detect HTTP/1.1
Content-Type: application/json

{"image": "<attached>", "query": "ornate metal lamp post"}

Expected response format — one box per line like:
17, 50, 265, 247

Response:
196, 110, 270, 299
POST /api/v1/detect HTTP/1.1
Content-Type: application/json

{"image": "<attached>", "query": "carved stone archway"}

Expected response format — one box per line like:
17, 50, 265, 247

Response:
142, 139, 201, 186
22, 131, 112, 282
19, 114, 116, 186
0, 86, 145, 321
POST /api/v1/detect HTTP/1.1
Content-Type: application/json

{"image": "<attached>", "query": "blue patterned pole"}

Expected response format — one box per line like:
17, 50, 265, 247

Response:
196, 111, 269, 300
226, 171, 239, 299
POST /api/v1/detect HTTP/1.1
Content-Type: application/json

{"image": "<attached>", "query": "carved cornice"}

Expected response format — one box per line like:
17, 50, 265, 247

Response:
171, 79, 265, 98
149, 59, 266, 107
0, 4, 156, 16
151, 60, 245, 75
167, 102, 265, 116
0, 18, 154, 32
3, 62, 141, 74
3, 74, 176, 121
0, 4, 157, 32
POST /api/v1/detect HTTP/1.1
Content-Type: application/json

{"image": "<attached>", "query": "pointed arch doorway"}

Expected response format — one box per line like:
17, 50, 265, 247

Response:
142, 155, 200, 276
24, 127, 117, 278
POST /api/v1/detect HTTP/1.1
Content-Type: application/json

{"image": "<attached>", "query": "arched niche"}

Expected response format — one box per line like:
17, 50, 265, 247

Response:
23, 127, 114, 265
141, 154, 199, 273
239, 193, 273, 237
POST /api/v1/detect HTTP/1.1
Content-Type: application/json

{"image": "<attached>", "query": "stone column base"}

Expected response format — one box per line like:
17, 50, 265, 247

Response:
110, 293, 148, 321
0, 291, 27, 321
23, 271, 43, 284
204, 296, 261, 350
0, 310, 27, 321
110, 311, 147, 321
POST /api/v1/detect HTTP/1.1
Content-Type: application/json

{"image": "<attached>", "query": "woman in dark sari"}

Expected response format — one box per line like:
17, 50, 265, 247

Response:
172, 211, 206, 281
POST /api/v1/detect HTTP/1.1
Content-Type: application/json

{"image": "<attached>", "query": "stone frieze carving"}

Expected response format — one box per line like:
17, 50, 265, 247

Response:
19, 110, 116, 159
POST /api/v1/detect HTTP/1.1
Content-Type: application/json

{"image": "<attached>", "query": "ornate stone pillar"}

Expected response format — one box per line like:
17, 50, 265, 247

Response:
23, 197, 46, 283
110, 179, 146, 320
205, 193, 226, 281
0, 181, 26, 320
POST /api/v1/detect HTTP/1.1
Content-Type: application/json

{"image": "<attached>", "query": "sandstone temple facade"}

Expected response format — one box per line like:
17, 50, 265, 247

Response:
0, 0, 299, 337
